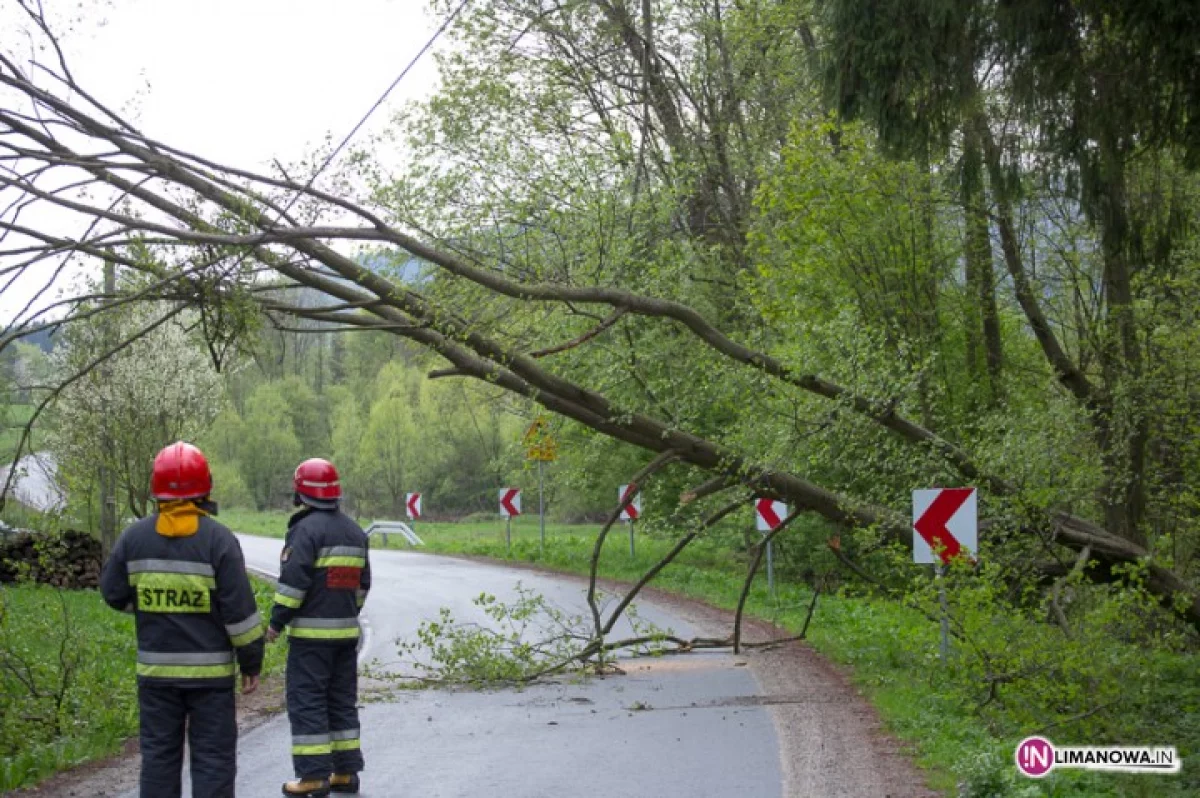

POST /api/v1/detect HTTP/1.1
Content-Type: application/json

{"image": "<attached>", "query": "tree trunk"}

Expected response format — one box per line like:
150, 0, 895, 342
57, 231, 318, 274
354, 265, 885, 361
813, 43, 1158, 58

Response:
99, 260, 118, 555
1092, 128, 1148, 548
962, 128, 1003, 405
315, 331, 325, 394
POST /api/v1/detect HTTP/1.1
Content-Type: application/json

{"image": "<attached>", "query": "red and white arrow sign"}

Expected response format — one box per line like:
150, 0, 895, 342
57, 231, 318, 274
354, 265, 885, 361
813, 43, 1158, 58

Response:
755, 499, 788, 532
618, 484, 641, 521
406, 492, 422, 520
499, 488, 522, 517
912, 488, 977, 564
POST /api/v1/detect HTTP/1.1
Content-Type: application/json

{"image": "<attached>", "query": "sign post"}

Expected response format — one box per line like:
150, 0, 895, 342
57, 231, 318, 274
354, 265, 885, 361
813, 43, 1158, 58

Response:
500, 488, 522, 553
755, 499, 788, 598
619, 484, 642, 557
523, 417, 557, 557
936, 564, 950, 663
538, 461, 545, 553
913, 487, 978, 664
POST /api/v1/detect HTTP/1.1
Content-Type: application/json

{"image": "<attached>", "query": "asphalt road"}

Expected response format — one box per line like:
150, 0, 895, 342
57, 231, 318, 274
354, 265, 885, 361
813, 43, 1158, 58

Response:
121, 534, 783, 798
0, 453, 65, 513
236, 533, 703, 669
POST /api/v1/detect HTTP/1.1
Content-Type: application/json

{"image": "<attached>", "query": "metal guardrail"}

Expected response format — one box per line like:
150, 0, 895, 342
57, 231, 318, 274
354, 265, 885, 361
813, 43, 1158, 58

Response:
364, 520, 424, 547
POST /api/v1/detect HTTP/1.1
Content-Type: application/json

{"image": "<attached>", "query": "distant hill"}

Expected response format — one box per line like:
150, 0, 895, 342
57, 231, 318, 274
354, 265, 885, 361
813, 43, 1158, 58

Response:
359, 251, 426, 284
19, 325, 58, 353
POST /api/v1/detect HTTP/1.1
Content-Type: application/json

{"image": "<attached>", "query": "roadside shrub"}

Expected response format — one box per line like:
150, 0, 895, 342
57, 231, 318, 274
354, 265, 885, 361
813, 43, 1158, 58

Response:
0, 584, 137, 790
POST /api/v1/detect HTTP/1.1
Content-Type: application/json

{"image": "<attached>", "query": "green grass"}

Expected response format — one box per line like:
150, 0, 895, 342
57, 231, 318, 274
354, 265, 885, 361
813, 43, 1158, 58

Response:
250, 574, 290, 677
0, 404, 34, 462
0, 575, 284, 791
223, 508, 1199, 797
220, 507, 295, 538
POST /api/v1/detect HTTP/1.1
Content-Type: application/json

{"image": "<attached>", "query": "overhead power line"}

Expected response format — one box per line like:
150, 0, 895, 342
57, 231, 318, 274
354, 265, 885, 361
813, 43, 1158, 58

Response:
224, 0, 474, 280
290, 0, 474, 205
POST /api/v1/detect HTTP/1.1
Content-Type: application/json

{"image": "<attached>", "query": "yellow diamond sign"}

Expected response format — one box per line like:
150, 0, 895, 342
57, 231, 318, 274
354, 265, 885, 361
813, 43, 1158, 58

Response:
523, 416, 558, 462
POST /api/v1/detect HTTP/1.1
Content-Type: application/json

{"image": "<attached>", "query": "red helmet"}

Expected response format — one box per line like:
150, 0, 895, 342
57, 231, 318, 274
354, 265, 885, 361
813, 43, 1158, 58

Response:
294, 458, 341, 504
151, 442, 213, 501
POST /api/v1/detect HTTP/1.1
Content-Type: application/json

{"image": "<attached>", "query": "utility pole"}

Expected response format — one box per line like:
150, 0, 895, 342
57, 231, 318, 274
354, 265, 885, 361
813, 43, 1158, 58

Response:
98, 260, 117, 554
315, 329, 325, 394
538, 459, 545, 555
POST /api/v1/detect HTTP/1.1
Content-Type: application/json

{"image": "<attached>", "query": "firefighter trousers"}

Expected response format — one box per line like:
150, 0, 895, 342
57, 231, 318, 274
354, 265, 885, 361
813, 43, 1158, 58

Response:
286, 640, 364, 779
138, 683, 237, 798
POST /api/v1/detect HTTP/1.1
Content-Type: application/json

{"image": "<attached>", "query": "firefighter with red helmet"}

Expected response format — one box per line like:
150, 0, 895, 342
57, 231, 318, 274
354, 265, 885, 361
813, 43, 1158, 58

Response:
100, 442, 264, 798
268, 458, 371, 797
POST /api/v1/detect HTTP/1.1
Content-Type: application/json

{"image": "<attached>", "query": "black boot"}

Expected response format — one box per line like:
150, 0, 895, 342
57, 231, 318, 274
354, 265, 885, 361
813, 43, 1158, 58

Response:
330, 773, 360, 794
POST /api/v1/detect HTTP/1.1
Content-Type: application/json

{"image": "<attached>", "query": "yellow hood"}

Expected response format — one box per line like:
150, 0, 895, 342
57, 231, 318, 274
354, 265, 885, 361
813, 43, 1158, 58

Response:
155, 500, 209, 537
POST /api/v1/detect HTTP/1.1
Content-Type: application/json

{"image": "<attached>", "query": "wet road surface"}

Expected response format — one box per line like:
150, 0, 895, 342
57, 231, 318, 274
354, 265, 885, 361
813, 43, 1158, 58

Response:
0, 453, 65, 513
119, 534, 783, 797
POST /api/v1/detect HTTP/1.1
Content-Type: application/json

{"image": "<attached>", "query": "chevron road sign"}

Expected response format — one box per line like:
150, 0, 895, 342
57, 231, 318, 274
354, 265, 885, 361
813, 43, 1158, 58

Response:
912, 488, 977, 565
618, 484, 641, 521
499, 488, 522, 517
754, 499, 788, 597
913, 487, 978, 665
755, 499, 788, 532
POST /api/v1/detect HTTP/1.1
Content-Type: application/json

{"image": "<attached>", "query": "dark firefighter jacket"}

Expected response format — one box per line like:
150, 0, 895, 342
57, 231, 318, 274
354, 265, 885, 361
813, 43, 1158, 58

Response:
100, 507, 265, 687
269, 507, 370, 643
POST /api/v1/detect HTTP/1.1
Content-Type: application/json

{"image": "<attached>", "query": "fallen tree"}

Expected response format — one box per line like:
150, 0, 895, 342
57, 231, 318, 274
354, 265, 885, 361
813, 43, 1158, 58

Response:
0, 3, 1196, 640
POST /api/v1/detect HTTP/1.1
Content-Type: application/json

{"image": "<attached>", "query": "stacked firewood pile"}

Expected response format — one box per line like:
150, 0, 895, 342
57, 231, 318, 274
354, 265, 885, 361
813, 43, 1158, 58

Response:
0, 531, 102, 588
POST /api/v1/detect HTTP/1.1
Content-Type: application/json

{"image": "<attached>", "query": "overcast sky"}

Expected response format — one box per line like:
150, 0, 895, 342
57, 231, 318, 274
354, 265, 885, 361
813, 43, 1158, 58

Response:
1, 0, 445, 321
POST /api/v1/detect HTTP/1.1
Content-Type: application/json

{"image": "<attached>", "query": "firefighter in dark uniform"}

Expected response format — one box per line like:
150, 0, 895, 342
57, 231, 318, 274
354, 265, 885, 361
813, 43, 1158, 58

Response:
268, 458, 370, 797
101, 441, 264, 798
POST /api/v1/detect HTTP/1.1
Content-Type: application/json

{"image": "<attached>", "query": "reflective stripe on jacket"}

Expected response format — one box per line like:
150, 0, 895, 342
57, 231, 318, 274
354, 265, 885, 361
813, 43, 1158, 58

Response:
100, 513, 265, 686
269, 507, 371, 642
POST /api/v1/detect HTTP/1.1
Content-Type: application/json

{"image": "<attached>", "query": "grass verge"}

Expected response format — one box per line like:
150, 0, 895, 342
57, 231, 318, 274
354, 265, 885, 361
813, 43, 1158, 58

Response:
0, 575, 284, 792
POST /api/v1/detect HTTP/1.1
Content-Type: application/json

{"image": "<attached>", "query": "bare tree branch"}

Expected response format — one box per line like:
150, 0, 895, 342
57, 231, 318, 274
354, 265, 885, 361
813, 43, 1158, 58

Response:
529, 308, 627, 357
602, 497, 745, 636
734, 507, 802, 653
586, 450, 680, 636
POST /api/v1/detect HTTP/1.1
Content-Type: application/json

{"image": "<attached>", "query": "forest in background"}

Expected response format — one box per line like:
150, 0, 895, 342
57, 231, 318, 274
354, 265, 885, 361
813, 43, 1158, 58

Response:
1, 300, 639, 523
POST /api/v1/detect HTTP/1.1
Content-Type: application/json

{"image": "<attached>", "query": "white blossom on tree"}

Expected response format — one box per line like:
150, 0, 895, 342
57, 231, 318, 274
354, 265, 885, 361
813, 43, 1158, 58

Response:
48, 307, 224, 523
